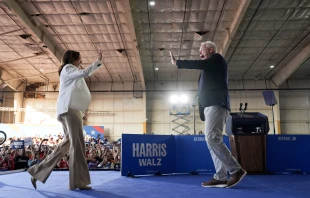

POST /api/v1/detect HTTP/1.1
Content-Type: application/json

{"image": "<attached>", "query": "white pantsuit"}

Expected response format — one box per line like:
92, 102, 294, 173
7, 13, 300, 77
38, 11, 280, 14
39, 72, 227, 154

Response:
28, 108, 90, 189
28, 60, 102, 189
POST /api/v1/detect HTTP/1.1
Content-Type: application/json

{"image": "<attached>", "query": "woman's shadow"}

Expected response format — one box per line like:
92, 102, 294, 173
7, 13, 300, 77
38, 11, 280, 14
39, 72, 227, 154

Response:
0, 182, 128, 198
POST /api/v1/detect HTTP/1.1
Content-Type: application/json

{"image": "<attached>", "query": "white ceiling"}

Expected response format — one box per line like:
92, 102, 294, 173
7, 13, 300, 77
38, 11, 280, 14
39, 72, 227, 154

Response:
0, 0, 309, 91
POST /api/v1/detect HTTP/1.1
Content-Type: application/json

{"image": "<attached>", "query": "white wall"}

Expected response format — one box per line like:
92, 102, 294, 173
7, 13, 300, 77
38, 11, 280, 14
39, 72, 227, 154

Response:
279, 79, 310, 134
146, 80, 279, 135
145, 79, 310, 135
0, 92, 14, 123
2, 79, 310, 137
88, 91, 145, 140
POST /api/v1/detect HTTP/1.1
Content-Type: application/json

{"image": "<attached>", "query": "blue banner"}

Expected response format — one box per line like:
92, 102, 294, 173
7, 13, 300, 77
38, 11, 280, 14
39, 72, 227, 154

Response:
121, 134, 176, 176
175, 135, 230, 174
11, 140, 24, 149
266, 135, 310, 173
122, 134, 310, 176
121, 134, 230, 176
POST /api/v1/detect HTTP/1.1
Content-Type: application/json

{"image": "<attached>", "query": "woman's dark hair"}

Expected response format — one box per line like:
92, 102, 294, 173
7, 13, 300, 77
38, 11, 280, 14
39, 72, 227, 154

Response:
58, 50, 80, 76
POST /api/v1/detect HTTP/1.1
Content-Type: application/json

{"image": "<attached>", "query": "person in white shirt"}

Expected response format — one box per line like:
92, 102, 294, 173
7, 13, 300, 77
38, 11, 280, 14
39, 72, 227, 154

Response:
28, 50, 102, 190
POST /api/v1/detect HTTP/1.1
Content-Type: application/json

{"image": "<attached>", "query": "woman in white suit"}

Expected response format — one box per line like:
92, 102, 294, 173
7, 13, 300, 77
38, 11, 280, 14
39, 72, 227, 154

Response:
28, 50, 103, 190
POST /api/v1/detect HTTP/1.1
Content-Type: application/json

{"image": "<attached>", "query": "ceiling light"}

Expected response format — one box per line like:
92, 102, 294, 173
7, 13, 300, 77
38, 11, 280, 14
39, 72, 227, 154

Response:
19, 34, 31, 39
180, 94, 188, 103
116, 49, 126, 57
78, 12, 91, 16
155, 68, 158, 70
170, 95, 178, 104
149, 1, 155, 6
270, 65, 274, 68
31, 14, 41, 17
195, 31, 209, 36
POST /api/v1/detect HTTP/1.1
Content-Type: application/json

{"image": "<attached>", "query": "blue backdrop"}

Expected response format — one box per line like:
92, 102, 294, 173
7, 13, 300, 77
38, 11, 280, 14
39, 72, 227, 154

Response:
121, 134, 310, 176
175, 135, 229, 173
121, 134, 229, 176
266, 135, 310, 173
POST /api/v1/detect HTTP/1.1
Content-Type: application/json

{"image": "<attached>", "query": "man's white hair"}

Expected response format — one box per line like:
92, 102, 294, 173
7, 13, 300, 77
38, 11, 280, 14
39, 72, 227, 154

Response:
201, 41, 217, 53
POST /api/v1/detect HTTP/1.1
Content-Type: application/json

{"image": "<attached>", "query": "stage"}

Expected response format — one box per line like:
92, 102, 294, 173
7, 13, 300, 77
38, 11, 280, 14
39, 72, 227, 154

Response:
1, 170, 309, 198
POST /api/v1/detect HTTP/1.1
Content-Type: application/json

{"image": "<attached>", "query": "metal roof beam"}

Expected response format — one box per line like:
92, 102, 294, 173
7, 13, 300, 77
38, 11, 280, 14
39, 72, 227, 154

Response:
272, 43, 310, 87
220, 0, 251, 56
3, 0, 64, 62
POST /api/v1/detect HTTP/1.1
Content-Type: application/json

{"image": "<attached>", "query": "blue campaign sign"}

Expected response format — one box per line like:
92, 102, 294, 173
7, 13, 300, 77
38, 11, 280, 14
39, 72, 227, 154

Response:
11, 140, 24, 149
266, 135, 310, 173
121, 134, 176, 176
175, 135, 230, 174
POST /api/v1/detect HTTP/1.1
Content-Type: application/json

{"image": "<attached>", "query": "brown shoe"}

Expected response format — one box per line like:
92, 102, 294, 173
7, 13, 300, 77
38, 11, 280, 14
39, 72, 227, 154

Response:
79, 185, 92, 190
227, 169, 247, 188
202, 178, 227, 188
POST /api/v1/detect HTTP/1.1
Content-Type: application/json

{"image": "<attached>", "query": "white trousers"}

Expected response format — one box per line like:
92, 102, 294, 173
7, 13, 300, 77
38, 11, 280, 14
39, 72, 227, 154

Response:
204, 106, 241, 181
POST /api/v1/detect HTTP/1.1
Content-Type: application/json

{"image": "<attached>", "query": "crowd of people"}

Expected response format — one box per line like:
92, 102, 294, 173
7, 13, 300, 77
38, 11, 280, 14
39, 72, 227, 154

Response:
0, 134, 121, 171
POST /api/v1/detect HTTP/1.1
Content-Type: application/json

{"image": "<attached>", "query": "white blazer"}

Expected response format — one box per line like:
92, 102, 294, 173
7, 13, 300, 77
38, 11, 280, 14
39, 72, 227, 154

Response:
56, 60, 102, 120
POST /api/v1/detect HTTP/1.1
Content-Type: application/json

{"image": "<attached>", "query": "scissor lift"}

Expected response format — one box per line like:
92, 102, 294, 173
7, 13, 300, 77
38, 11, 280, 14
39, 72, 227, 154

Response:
170, 105, 191, 134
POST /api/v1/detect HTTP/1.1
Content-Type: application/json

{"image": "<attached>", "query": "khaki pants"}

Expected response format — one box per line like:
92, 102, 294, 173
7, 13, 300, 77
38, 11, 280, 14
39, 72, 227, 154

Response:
28, 108, 90, 190
204, 106, 241, 181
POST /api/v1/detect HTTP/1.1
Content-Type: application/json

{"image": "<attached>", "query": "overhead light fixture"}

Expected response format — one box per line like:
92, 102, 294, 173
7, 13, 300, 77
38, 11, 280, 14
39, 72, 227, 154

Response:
78, 12, 91, 16
31, 14, 41, 17
195, 31, 209, 36
194, 31, 210, 40
149, 1, 155, 6
116, 49, 126, 57
19, 34, 31, 39
155, 68, 159, 70
180, 94, 188, 103
116, 49, 125, 53
169, 94, 188, 104
170, 95, 179, 104
270, 65, 274, 68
